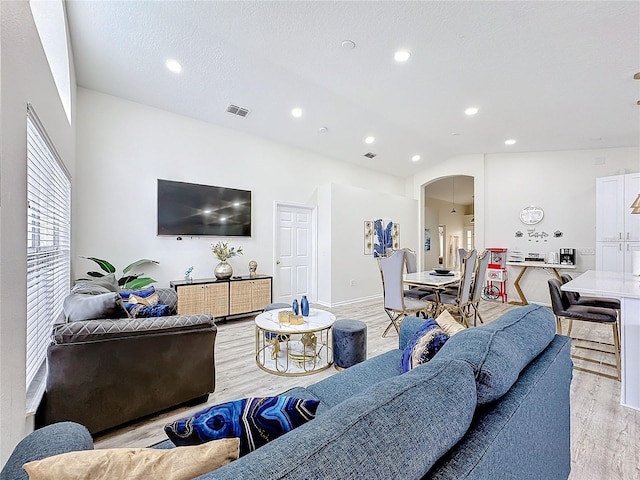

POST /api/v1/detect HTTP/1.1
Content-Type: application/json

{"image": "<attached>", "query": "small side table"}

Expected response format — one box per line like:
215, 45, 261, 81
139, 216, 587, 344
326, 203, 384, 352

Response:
332, 319, 367, 370
255, 308, 335, 376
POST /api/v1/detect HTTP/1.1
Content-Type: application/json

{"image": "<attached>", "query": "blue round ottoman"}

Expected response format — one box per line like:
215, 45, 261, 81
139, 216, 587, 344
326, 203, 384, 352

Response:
332, 319, 367, 370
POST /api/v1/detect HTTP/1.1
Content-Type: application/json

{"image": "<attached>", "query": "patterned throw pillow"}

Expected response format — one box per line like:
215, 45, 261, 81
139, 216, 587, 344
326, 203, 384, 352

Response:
164, 396, 320, 456
124, 303, 171, 318
128, 292, 159, 306
400, 319, 450, 374
120, 286, 157, 303
435, 310, 466, 336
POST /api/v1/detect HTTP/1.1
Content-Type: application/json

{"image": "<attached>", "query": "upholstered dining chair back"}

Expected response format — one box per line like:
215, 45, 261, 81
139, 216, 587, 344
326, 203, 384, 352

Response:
378, 250, 406, 311
456, 249, 477, 304
471, 250, 491, 303
403, 248, 418, 274
548, 278, 573, 314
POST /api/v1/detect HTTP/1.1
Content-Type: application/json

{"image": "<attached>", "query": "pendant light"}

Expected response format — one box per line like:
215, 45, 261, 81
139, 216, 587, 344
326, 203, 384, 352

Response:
450, 177, 457, 214
471, 195, 475, 223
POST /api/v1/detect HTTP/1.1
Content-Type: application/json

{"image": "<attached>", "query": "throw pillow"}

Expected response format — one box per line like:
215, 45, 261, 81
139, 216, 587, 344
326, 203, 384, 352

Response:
70, 283, 112, 296
164, 396, 320, 456
120, 285, 156, 303
125, 303, 172, 318
63, 292, 128, 322
74, 273, 120, 292
435, 310, 466, 336
23, 438, 239, 480
400, 319, 450, 374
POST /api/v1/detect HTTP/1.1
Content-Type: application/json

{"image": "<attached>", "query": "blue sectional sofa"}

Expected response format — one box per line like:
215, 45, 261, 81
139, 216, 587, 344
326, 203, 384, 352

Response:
1, 304, 572, 480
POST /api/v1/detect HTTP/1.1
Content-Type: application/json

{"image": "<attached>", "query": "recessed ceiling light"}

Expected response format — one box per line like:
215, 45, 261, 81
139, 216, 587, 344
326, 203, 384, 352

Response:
318, 126, 328, 133
464, 107, 478, 116
165, 59, 182, 73
505, 139, 517, 145
341, 40, 356, 50
394, 50, 411, 62
411, 155, 421, 162
365, 136, 375, 144
291, 108, 303, 118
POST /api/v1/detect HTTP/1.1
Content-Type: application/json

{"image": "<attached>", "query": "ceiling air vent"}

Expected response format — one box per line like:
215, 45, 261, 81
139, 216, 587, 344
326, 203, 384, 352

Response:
364, 152, 377, 158
226, 104, 250, 117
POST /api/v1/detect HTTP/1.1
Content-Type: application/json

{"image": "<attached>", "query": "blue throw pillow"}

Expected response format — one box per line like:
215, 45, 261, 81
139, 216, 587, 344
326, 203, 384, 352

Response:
400, 319, 450, 373
124, 303, 171, 318
119, 286, 156, 302
164, 396, 320, 456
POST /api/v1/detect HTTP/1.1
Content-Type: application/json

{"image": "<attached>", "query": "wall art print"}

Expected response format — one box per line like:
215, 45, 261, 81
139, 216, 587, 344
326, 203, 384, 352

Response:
424, 228, 431, 251
372, 219, 400, 257
363, 221, 373, 255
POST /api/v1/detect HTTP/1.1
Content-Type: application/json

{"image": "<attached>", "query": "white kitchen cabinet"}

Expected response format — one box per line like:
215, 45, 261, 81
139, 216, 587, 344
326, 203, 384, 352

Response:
596, 173, 640, 273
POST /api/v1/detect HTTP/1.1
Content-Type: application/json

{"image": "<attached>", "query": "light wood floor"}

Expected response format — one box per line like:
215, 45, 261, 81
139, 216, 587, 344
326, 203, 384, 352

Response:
94, 299, 640, 480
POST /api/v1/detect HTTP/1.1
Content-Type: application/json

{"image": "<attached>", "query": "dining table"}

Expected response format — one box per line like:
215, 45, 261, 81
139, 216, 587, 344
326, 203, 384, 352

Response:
403, 270, 461, 315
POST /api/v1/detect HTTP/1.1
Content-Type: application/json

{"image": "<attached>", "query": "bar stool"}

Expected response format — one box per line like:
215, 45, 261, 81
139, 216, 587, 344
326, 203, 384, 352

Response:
548, 278, 620, 381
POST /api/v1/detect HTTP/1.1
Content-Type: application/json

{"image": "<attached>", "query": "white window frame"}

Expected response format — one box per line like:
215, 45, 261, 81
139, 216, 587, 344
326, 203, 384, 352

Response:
26, 105, 71, 407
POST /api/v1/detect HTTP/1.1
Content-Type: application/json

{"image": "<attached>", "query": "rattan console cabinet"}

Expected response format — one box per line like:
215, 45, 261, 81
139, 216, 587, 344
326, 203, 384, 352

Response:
170, 275, 272, 320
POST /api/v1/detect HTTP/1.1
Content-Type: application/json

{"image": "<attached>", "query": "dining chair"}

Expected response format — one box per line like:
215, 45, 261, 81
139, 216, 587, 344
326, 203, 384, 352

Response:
377, 250, 431, 337
422, 249, 477, 326
548, 278, 620, 381
402, 248, 433, 301
468, 249, 491, 326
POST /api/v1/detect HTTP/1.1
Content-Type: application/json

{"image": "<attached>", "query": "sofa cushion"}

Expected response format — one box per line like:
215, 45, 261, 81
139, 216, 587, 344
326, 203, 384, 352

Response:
164, 396, 319, 456
207, 358, 477, 479
63, 292, 128, 322
23, 438, 239, 480
400, 319, 449, 373
70, 283, 111, 296
435, 304, 557, 405
305, 349, 402, 408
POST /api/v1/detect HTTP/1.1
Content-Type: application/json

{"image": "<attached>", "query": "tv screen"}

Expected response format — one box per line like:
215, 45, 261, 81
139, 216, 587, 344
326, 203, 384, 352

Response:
157, 179, 252, 237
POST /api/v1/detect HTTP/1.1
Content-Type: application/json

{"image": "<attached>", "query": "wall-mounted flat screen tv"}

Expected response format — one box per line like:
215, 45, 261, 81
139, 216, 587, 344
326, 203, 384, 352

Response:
157, 179, 252, 237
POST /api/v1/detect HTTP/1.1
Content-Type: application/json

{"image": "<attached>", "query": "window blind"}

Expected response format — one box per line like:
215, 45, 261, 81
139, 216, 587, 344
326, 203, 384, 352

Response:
26, 105, 71, 390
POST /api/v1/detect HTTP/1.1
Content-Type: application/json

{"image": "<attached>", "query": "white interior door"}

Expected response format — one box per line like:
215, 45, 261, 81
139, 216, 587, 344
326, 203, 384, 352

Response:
274, 203, 316, 304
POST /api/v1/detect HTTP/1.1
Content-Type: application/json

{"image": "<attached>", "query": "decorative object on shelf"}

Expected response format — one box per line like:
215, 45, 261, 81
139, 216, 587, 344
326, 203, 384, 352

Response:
373, 219, 393, 257
249, 260, 258, 277
211, 241, 243, 279
519, 206, 544, 225
363, 221, 373, 255
292, 299, 299, 315
81, 256, 158, 289
184, 266, 193, 282
553, 230, 563, 238
301, 295, 309, 317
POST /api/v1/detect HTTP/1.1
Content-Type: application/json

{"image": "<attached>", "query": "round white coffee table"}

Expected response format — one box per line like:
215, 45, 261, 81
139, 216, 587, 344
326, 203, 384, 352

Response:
255, 307, 336, 376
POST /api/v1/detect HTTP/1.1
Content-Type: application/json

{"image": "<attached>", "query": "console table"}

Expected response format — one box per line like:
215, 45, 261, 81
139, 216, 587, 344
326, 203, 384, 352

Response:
170, 275, 272, 320
561, 270, 640, 411
506, 261, 576, 305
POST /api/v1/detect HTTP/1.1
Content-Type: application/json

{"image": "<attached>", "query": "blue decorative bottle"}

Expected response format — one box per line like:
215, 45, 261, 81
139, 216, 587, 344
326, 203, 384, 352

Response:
301, 295, 309, 317
292, 299, 299, 315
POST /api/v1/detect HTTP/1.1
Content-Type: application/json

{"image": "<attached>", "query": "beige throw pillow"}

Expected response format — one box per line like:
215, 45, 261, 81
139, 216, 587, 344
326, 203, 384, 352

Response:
23, 438, 239, 480
435, 310, 466, 336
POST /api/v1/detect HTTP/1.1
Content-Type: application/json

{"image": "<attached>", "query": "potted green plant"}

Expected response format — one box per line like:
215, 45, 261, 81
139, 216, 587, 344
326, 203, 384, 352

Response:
210, 242, 243, 279
82, 257, 158, 289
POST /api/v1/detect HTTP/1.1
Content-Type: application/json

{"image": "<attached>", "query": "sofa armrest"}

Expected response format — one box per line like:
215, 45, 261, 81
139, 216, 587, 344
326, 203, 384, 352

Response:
399, 315, 425, 349
0, 422, 93, 480
52, 314, 215, 344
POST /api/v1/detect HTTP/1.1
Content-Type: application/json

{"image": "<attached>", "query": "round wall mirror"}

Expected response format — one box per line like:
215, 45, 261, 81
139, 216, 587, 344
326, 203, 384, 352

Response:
519, 206, 544, 225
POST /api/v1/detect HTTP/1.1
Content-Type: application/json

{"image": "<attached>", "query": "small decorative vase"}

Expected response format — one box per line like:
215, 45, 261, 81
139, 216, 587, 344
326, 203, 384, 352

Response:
214, 261, 233, 280
292, 299, 299, 315
301, 295, 309, 317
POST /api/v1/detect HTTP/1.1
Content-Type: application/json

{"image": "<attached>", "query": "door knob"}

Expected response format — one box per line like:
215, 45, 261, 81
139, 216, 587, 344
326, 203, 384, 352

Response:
276, 260, 281, 264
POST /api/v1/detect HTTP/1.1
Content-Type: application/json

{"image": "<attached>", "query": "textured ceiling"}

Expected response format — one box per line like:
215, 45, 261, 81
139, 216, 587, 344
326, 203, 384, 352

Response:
65, 1, 640, 179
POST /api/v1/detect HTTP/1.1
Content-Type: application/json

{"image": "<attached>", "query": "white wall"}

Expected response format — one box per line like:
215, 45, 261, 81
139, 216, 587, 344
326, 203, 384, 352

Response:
75, 89, 412, 306
326, 183, 418, 306
0, 1, 76, 464
485, 148, 639, 304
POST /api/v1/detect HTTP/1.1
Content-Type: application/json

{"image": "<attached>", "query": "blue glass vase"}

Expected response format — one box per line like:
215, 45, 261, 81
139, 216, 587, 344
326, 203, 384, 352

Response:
292, 299, 299, 315
301, 295, 309, 317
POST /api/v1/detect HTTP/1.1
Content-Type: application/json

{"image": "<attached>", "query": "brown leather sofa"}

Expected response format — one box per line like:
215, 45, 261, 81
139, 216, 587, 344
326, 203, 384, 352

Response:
37, 288, 216, 434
